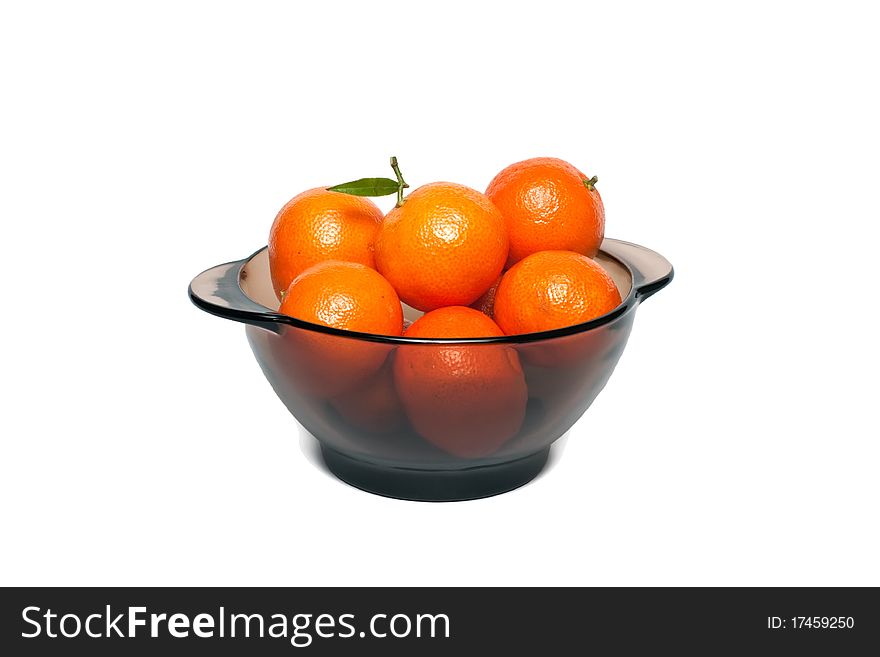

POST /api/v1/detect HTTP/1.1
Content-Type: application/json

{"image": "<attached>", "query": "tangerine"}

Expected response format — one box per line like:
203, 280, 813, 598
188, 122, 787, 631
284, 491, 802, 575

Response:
375, 183, 508, 311
493, 250, 621, 336
470, 275, 502, 319
276, 261, 403, 397
393, 306, 527, 458
330, 357, 407, 434
486, 157, 604, 266
269, 187, 383, 299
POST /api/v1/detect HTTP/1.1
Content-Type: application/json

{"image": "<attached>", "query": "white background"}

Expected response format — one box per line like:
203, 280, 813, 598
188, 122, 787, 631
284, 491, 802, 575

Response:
2, 1, 878, 586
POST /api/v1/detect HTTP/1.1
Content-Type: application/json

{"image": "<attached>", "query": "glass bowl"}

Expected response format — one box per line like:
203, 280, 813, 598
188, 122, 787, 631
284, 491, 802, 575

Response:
189, 239, 673, 501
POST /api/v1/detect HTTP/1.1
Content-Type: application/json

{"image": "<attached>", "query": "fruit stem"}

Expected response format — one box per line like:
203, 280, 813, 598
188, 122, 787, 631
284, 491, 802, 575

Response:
390, 156, 409, 207
583, 175, 599, 191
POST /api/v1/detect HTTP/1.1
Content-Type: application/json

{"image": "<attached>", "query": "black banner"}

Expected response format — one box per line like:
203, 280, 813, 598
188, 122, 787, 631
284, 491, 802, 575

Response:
1, 587, 876, 654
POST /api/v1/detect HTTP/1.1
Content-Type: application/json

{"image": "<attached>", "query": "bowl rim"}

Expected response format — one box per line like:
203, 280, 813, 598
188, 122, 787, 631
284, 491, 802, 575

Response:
189, 239, 673, 345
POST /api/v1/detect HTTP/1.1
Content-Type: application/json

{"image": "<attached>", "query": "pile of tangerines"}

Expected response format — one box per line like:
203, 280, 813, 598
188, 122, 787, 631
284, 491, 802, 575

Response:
270, 156, 620, 335
267, 156, 622, 456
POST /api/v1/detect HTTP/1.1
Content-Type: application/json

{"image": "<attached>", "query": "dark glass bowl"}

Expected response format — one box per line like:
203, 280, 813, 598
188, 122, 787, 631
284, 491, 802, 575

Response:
189, 239, 673, 501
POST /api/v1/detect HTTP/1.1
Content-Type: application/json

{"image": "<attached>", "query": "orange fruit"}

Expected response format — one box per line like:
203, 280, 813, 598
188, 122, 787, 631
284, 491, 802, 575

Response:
269, 187, 383, 299
486, 157, 604, 266
494, 250, 621, 336
275, 261, 403, 397
280, 260, 402, 334
469, 274, 502, 319
375, 182, 508, 311
393, 306, 527, 458
330, 357, 407, 434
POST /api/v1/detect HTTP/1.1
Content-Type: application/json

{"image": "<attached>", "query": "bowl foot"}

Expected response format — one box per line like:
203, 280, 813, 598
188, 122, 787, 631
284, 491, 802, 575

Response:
320, 446, 550, 502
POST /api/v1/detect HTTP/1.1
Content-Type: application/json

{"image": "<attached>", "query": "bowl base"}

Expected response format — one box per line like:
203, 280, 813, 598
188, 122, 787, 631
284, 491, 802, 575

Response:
320, 446, 550, 502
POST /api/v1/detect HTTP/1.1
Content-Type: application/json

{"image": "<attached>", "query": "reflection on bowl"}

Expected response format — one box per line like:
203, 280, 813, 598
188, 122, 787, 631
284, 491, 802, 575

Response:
189, 239, 673, 501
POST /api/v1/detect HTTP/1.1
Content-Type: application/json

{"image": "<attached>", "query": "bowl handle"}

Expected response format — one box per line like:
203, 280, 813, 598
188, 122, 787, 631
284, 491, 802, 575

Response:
602, 239, 674, 301
188, 256, 285, 333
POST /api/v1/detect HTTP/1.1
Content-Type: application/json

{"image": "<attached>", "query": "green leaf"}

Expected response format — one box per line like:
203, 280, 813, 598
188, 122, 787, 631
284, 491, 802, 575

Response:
327, 177, 400, 197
